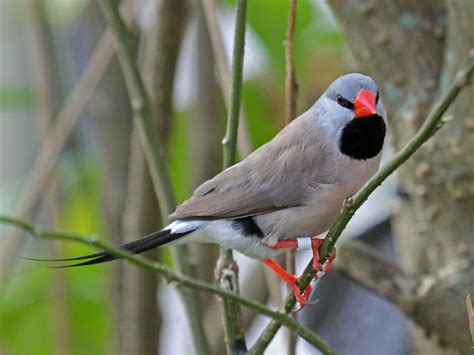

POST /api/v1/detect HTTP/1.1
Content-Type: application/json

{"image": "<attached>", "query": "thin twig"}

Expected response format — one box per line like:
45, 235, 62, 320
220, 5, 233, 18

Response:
0, 214, 335, 355
249, 52, 474, 355
203, 0, 283, 328
97, 1, 209, 353
222, 0, 247, 168
0, 1, 137, 282
217, 0, 248, 352
283, 1, 299, 353
201, 0, 253, 157
284, 0, 299, 125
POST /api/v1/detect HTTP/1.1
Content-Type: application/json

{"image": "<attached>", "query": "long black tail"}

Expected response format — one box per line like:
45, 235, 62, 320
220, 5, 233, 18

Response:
25, 228, 190, 268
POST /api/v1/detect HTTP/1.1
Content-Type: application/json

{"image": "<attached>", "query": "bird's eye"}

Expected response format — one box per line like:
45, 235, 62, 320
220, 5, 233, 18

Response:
376, 91, 380, 104
336, 94, 354, 110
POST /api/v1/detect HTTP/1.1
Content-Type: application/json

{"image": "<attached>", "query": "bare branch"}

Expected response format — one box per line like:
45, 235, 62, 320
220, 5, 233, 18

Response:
0, 1, 136, 283
0, 214, 334, 355
334, 240, 418, 311
284, 0, 299, 125
97, 0, 209, 353
201, 0, 253, 157
216, 0, 248, 351
283, 1, 299, 353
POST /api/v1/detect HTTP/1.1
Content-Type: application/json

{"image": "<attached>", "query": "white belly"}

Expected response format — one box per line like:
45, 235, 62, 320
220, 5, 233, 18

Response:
170, 219, 285, 259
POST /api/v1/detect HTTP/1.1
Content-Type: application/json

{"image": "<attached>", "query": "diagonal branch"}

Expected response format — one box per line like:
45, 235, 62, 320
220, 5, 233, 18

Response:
0, 214, 335, 355
249, 51, 474, 354
0, 0, 137, 284
97, 1, 209, 353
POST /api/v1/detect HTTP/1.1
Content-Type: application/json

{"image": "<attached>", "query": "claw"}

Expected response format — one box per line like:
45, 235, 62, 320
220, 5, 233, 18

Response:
262, 258, 312, 309
261, 237, 337, 309
310, 238, 336, 281
311, 238, 324, 273
289, 279, 312, 308
323, 248, 337, 273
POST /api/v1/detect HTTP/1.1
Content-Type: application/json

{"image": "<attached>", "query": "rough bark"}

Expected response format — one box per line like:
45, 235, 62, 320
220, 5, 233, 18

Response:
329, 0, 473, 352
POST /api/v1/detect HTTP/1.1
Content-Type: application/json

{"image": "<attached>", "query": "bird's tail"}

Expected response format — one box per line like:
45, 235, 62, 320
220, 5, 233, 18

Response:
24, 228, 191, 268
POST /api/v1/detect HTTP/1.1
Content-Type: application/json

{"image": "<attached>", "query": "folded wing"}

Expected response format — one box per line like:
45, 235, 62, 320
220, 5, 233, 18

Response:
170, 114, 329, 220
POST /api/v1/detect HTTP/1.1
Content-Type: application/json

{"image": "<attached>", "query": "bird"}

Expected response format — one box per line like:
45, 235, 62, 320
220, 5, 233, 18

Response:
38, 73, 387, 307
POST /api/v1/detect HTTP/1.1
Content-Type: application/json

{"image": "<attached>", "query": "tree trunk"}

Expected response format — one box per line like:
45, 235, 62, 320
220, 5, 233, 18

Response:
329, 0, 473, 353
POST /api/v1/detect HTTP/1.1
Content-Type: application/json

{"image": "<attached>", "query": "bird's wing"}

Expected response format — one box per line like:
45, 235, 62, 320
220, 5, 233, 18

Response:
170, 114, 330, 220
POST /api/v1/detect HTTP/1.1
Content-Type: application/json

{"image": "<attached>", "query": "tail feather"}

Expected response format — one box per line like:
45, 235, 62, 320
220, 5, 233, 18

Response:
28, 228, 190, 268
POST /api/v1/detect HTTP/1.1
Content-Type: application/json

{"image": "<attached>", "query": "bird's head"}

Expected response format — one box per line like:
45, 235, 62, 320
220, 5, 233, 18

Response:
317, 73, 387, 160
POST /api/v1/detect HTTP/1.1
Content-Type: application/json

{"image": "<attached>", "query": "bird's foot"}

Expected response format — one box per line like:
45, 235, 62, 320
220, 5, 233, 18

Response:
310, 238, 336, 280
262, 237, 337, 308
262, 258, 312, 308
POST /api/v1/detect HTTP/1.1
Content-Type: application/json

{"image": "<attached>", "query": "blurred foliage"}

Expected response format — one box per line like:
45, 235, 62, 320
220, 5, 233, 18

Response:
0, 0, 347, 353
0, 157, 111, 354
0, 87, 35, 108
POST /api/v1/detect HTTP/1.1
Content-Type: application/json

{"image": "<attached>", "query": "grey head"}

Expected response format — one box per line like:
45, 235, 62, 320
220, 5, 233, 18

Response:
313, 73, 387, 160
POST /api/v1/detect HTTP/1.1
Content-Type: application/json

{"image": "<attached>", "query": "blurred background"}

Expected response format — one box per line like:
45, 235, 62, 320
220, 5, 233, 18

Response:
0, 0, 472, 354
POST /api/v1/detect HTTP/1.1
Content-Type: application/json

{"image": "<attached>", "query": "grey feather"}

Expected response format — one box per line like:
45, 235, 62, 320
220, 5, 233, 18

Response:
170, 114, 330, 220
170, 73, 386, 244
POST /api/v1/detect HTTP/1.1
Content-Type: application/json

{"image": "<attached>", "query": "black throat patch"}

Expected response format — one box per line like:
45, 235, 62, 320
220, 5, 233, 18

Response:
339, 114, 386, 160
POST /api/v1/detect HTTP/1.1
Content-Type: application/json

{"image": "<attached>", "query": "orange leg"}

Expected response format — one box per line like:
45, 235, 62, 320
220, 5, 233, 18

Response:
262, 237, 337, 306
264, 238, 337, 278
262, 258, 312, 306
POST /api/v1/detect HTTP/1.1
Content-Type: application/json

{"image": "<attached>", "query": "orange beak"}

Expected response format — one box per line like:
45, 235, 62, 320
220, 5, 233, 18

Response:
354, 89, 377, 118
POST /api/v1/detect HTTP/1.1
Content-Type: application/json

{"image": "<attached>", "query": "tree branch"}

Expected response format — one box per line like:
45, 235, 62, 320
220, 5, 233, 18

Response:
0, 0, 137, 284
0, 214, 334, 355
284, 0, 298, 125
249, 52, 474, 354
216, 0, 248, 352
335, 236, 474, 353
201, 0, 253, 158
97, 1, 209, 353
283, 1, 299, 354
222, 0, 247, 168
334, 239, 418, 310
119, 0, 189, 353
